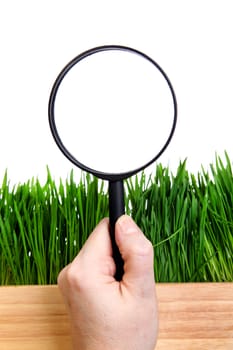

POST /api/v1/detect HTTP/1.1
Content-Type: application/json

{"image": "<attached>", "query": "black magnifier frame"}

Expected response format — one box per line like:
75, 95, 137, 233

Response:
48, 45, 177, 281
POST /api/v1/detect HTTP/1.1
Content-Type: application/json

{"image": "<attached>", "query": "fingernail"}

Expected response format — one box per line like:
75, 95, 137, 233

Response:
117, 215, 139, 234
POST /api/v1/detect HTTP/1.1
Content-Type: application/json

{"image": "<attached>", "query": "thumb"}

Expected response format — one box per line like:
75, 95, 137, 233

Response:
115, 215, 155, 295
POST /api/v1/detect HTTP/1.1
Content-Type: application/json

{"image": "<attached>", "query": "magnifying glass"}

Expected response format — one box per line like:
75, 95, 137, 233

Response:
48, 45, 177, 281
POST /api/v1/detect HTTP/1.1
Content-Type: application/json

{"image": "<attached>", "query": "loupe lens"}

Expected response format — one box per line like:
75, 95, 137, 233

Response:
49, 46, 177, 180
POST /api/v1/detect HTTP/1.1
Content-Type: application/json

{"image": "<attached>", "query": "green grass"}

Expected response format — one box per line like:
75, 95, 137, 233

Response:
0, 154, 232, 285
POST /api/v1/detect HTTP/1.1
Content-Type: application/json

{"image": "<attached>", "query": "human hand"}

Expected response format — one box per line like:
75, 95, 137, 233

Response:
58, 215, 158, 350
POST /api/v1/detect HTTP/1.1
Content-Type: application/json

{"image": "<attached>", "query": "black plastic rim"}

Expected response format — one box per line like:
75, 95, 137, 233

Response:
48, 45, 178, 181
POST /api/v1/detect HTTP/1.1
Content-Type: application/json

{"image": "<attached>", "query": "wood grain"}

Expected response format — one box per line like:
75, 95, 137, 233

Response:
0, 283, 232, 349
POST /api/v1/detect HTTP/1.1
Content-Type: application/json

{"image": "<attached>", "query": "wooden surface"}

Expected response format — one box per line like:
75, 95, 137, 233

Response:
0, 283, 232, 349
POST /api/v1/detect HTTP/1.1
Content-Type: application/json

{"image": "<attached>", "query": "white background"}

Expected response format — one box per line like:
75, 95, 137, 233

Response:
0, 1, 233, 185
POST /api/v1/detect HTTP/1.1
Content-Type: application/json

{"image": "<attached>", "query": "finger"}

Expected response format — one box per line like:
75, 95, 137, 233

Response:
115, 215, 155, 296
58, 218, 115, 292
79, 218, 112, 256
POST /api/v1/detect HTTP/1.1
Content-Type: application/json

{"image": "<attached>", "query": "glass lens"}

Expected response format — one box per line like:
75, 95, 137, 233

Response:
53, 48, 175, 174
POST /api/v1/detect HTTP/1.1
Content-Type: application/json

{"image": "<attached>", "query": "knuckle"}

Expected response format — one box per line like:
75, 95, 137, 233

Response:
66, 264, 78, 285
64, 262, 85, 290
64, 260, 95, 293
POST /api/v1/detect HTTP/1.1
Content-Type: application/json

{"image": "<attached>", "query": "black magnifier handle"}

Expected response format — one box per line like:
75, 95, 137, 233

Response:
109, 180, 125, 281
